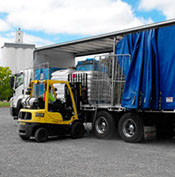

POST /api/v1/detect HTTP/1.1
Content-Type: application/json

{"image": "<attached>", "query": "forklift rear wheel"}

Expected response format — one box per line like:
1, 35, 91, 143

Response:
35, 128, 48, 142
19, 135, 30, 141
93, 111, 115, 139
71, 122, 85, 139
118, 113, 143, 143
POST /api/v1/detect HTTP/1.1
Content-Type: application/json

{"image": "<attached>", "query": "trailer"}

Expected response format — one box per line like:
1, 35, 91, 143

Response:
19, 19, 175, 143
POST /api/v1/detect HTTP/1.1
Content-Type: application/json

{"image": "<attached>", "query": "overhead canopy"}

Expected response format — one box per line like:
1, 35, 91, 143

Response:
35, 19, 175, 57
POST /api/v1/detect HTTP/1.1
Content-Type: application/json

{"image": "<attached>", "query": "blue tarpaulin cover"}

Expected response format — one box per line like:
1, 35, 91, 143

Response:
116, 25, 175, 110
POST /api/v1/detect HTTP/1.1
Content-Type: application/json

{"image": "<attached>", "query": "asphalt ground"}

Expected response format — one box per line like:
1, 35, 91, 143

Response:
0, 107, 175, 177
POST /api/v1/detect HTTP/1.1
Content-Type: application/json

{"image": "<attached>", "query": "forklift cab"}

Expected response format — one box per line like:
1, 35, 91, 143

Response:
18, 80, 85, 142
28, 80, 79, 122
36, 81, 73, 118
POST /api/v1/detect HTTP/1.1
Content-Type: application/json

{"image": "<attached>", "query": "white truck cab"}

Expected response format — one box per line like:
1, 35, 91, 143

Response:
10, 70, 32, 119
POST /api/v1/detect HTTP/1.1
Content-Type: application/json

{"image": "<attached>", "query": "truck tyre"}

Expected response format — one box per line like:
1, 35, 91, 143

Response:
93, 111, 115, 139
118, 113, 143, 143
19, 135, 30, 141
71, 121, 85, 139
35, 128, 48, 142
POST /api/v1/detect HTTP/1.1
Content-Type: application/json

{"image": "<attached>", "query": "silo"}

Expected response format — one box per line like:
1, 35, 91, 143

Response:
0, 28, 35, 74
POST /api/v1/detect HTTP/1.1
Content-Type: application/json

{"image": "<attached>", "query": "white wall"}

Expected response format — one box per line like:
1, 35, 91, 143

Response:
34, 49, 75, 68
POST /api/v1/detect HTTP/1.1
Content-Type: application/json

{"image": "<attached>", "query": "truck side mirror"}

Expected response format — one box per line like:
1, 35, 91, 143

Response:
10, 76, 14, 88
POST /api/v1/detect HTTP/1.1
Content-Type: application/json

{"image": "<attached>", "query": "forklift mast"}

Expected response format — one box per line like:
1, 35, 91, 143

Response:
67, 73, 88, 112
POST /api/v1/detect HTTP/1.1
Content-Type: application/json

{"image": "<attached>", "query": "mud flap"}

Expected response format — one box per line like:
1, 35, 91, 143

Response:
144, 126, 156, 140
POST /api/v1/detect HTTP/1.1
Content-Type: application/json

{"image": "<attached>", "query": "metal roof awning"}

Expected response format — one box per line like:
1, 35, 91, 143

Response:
36, 37, 118, 57
50, 38, 117, 56
35, 19, 175, 57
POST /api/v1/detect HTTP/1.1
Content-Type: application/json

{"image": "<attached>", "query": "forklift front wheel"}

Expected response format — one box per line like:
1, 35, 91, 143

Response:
35, 128, 48, 142
71, 122, 85, 139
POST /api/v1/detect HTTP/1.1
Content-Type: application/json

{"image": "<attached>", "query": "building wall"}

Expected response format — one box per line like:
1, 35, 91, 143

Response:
34, 49, 75, 68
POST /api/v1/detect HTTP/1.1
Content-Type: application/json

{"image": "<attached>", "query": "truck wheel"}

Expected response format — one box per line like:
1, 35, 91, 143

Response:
35, 128, 48, 142
19, 135, 30, 141
71, 121, 85, 139
118, 113, 143, 143
93, 111, 115, 139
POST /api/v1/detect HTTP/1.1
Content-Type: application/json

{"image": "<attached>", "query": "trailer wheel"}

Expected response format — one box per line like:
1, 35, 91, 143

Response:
71, 121, 85, 139
93, 111, 115, 139
35, 128, 48, 142
118, 113, 143, 143
19, 135, 30, 141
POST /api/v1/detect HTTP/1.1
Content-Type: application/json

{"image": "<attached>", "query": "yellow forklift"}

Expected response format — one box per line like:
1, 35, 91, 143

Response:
18, 80, 85, 142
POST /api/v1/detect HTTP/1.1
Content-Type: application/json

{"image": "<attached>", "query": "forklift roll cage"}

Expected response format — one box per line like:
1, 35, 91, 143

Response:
30, 80, 78, 116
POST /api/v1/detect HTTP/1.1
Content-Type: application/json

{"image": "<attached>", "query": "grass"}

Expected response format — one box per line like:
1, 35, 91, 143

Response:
0, 101, 10, 107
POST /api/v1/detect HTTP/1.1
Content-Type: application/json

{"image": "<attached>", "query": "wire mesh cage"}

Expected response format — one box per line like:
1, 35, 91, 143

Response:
23, 62, 49, 98
94, 54, 131, 106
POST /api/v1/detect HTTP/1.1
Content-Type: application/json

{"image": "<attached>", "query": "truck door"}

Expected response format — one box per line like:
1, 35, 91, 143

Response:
13, 72, 24, 107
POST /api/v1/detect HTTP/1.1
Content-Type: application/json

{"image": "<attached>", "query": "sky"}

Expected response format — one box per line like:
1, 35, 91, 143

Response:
0, 0, 174, 49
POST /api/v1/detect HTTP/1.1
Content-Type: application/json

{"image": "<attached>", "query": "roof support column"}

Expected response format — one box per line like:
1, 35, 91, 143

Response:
113, 37, 116, 54
111, 37, 116, 106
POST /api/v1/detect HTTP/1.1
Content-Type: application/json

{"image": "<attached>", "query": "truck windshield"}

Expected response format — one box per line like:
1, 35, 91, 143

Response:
15, 73, 24, 89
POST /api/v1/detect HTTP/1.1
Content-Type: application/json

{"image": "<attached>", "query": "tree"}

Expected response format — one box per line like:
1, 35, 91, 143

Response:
0, 66, 13, 100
